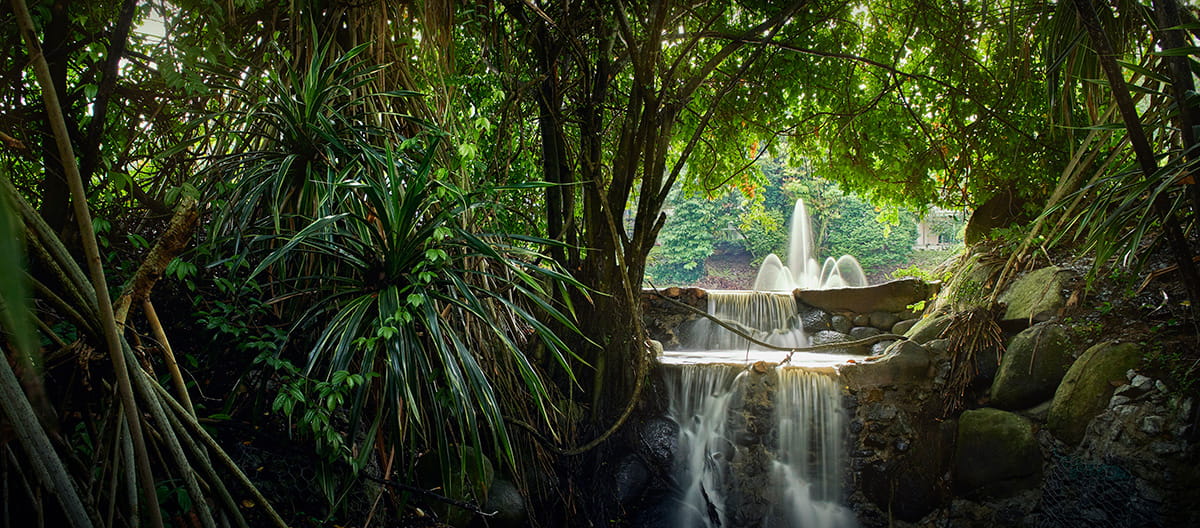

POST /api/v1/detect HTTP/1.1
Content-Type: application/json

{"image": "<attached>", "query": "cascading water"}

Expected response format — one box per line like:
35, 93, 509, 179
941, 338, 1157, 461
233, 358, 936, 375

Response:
753, 199, 868, 291
770, 369, 858, 527
681, 291, 807, 351
664, 365, 742, 527
662, 365, 857, 528
658, 197, 865, 526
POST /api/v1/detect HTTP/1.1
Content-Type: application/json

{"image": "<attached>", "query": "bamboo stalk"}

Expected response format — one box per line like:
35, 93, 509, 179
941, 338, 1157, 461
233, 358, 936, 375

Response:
127, 343, 217, 528
143, 300, 197, 418
0, 347, 94, 526
10, 0, 164, 525
149, 380, 289, 528
159, 397, 250, 528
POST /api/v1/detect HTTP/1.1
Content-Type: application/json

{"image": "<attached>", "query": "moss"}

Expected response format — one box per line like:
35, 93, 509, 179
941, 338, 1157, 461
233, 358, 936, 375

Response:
990, 324, 1076, 410
1000, 266, 1072, 322
1047, 341, 1142, 445
954, 408, 1042, 497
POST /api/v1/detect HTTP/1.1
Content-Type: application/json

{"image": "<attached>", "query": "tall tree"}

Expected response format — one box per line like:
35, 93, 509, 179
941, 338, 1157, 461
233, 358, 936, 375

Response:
495, 0, 838, 417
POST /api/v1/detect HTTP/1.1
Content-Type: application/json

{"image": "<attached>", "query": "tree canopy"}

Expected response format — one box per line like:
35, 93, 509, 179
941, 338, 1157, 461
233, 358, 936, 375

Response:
5, 0, 1200, 525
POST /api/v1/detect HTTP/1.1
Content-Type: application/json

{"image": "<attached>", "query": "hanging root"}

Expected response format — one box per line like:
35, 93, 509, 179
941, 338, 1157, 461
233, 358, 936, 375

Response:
942, 306, 1004, 417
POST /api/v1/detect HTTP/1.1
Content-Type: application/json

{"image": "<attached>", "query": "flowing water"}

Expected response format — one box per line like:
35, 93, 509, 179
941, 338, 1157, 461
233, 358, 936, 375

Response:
769, 369, 858, 527
753, 199, 868, 291
657, 198, 866, 526
663, 366, 857, 528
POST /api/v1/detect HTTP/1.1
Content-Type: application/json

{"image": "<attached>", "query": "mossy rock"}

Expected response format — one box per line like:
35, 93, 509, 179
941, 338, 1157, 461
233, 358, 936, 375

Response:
953, 408, 1042, 497
1047, 341, 1142, 445
928, 253, 997, 314
964, 191, 1030, 245
905, 313, 952, 344
999, 266, 1074, 323
990, 324, 1076, 410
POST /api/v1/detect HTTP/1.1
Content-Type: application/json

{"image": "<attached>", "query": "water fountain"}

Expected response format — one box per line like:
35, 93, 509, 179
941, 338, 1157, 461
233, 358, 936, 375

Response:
753, 199, 868, 291
654, 198, 870, 527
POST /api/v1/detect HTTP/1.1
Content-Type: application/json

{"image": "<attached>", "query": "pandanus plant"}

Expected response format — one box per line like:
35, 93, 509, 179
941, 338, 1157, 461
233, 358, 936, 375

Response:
200, 40, 585, 514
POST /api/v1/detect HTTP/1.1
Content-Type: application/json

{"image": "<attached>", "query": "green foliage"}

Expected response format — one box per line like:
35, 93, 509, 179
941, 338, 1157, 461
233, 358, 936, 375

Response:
646, 195, 728, 286
890, 264, 951, 284
190, 43, 585, 516
824, 195, 918, 274
737, 207, 788, 263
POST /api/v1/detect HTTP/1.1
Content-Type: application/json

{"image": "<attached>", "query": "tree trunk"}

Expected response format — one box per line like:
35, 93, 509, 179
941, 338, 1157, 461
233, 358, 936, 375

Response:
1072, 0, 1200, 314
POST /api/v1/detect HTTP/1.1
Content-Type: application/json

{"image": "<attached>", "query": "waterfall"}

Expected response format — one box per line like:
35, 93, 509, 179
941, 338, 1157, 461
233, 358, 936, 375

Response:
770, 369, 858, 527
665, 365, 742, 527
681, 291, 807, 351
663, 365, 857, 528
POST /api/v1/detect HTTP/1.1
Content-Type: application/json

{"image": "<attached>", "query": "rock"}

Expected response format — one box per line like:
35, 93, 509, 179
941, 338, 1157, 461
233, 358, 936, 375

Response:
648, 339, 663, 357
1140, 415, 1165, 435
953, 408, 1042, 497
794, 278, 939, 314
831, 314, 853, 334
860, 418, 956, 522
964, 190, 1030, 245
614, 454, 650, 506
637, 416, 678, 468
869, 311, 901, 331
990, 324, 1076, 410
906, 314, 952, 344
484, 478, 527, 527
841, 341, 931, 388
1131, 374, 1153, 391
870, 340, 895, 356
892, 318, 919, 335
797, 304, 832, 332
811, 330, 851, 346
849, 326, 882, 340
999, 266, 1074, 323
925, 338, 951, 361
853, 313, 871, 327
1047, 341, 1143, 445
929, 253, 1000, 314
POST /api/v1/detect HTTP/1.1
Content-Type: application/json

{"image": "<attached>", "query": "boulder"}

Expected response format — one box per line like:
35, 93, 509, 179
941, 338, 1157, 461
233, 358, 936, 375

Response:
990, 324, 1076, 410
1047, 342, 1142, 445
830, 314, 853, 334
841, 341, 931, 388
999, 266, 1074, 323
928, 253, 998, 314
794, 278, 938, 314
636, 416, 678, 468
811, 330, 850, 346
869, 311, 901, 331
614, 454, 651, 506
483, 478, 527, 527
853, 313, 871, 327
953, 408, 1042, 497
906, 314, 952, 344
964, 190, 1030, 245
892, 318, 919, 335
797, 303, 832, 332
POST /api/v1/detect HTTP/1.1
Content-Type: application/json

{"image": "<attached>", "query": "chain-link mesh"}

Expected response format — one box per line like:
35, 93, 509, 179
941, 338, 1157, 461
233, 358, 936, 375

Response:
1030, 450, 1162, 528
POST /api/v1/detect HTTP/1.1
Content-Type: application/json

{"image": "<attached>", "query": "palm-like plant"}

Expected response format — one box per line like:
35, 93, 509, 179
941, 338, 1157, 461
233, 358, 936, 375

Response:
252, 142, 582, 462
201, 42, 584, 513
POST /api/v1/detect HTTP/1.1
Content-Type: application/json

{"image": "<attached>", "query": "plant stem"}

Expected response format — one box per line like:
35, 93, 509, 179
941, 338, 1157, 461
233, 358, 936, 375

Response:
10, 0, 164, 526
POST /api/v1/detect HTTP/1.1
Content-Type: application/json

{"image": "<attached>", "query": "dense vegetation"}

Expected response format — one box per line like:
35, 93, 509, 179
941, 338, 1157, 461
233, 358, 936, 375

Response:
2, 0, 1200, 526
